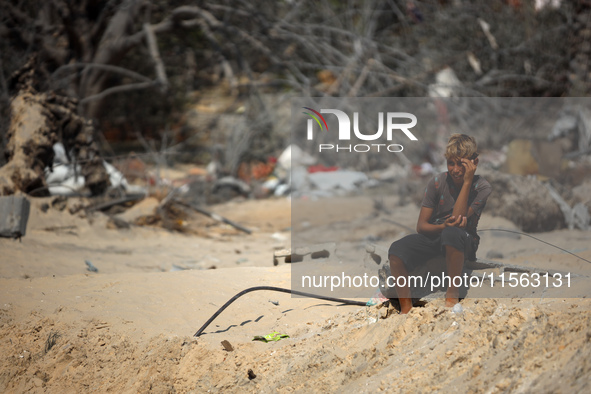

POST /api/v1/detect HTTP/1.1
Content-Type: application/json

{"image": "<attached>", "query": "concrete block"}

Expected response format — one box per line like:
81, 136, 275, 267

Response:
0, 195, 31, 238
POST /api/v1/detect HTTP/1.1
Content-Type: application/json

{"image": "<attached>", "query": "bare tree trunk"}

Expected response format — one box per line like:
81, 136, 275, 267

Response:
0, 60, 109, 196
0, 89, 55, 195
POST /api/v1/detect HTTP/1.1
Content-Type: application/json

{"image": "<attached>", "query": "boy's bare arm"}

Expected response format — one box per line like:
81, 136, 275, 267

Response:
416, 206, 467, 236
451, 158, 477, 218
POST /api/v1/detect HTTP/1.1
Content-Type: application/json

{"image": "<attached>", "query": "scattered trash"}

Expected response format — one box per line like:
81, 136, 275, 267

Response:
467, 51, 482, 75
271, 232, 287, 242
252, 332, 290, 342
85, 260, 98, 273
45, 143, 146, 196
366, 290, 389, 306
428, 67, 462, 98
104, 161, 146, 195
273, 183, 290, 197
262, 144, 318, 196
221, 340, 234, 352
261, 176, 280, 192
273, 243, 336, 265
452, 304, 464, 314
212, 176, 251, 199
277, 145, 316, 174
269, 300, 279, 306
247, 369, 257, 380
535, 0, 562, 12
478, 18, 498, 50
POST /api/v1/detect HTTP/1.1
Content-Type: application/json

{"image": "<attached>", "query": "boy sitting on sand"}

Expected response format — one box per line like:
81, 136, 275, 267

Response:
388, 134, 492, 313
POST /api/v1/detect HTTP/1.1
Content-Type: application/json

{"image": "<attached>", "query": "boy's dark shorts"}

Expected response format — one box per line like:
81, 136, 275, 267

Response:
388, 227, 477, 272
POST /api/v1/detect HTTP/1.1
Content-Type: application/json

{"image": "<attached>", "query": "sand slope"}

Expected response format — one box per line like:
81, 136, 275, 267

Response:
1, 195, 590, 392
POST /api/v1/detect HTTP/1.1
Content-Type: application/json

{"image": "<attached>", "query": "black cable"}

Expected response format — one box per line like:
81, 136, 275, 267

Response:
379, 222, 591, 264
477, 228, 591, 264
382, 218, 415, 233
193, 286, 367, 337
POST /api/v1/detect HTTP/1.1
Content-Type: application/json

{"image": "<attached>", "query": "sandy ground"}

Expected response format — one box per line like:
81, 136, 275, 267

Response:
1, 193, 590, 393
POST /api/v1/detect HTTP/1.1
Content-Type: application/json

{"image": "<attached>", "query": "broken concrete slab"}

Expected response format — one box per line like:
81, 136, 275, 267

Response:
0, 195, 31, 238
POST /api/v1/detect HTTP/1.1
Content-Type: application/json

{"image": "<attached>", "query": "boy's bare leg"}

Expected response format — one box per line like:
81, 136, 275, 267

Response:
445, 245, 464, 307
389, 255, 413, 314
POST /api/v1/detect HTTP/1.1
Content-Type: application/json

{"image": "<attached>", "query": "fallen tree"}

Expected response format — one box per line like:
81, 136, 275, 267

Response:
0, 58, 108, 196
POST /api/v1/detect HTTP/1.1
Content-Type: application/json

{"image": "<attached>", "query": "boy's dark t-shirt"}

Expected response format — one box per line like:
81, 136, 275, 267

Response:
421, 172, 492, 238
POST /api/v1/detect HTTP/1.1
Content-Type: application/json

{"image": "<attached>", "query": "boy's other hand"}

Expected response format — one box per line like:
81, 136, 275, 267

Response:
444, 215, 467, 228
460, 158, 478, 182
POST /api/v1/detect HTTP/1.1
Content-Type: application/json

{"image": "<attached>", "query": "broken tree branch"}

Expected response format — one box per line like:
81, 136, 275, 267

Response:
79, 81, 157, 104
52, 63, 152, 83
173, 199, 252, 234
143, 23, 168, 92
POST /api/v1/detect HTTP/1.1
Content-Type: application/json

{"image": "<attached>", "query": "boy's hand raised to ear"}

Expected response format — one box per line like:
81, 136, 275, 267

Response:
461, 158, 478, 183
444, 215, 467, 229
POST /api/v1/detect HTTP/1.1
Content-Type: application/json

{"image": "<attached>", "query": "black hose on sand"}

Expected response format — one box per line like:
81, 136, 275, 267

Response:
194, 286, 367, 337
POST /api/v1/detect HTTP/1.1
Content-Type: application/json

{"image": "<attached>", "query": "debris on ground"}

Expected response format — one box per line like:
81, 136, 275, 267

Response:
484, 172, 567, 232
221, 340, 234, 352
45, 143, 147, 197
85, 260, 99, 273
0, 195, 30, 239
549, 105, 591, 158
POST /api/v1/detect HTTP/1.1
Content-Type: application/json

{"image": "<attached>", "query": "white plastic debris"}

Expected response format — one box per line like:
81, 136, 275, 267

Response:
277, 144, 317, 172
45, 143, 146, 196
428, 67, 462, 98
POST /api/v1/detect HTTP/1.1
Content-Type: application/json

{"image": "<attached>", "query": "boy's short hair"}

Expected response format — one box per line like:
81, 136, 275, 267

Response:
444, 133, 478, 160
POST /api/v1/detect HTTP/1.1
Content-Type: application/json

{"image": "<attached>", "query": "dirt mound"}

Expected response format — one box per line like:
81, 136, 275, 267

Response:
1, 296, 590, 393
